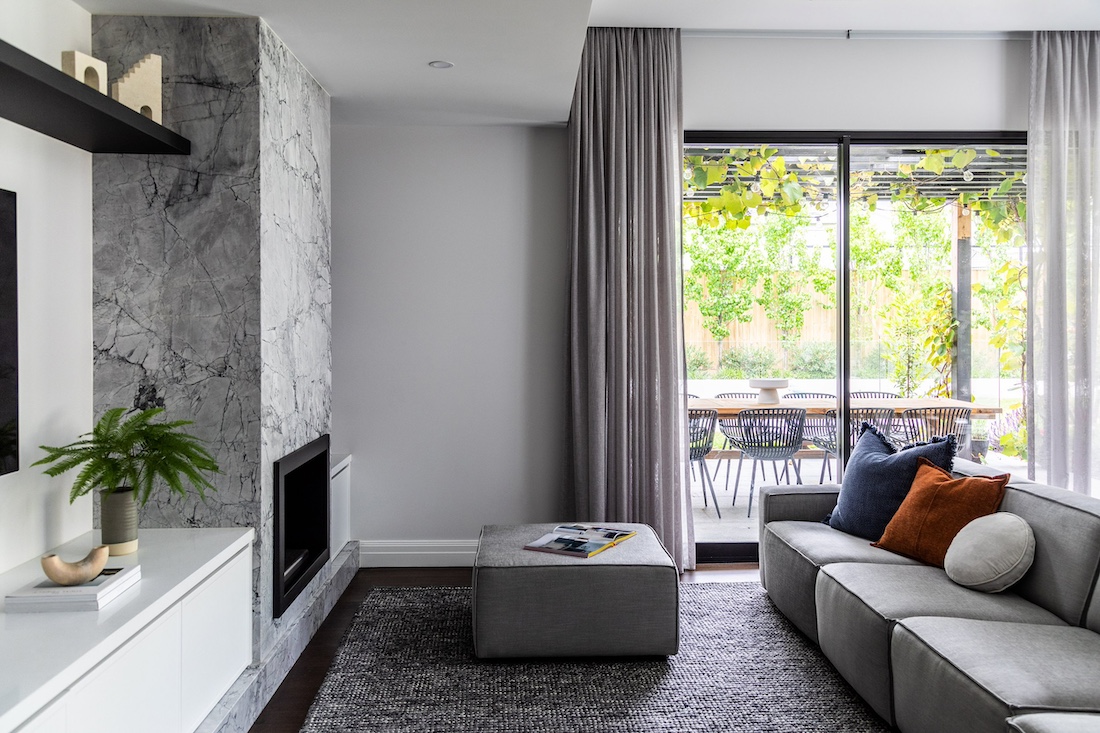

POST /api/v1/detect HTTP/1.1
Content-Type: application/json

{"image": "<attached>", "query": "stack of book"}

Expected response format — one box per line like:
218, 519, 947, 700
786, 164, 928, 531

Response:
4, 564, 141, 613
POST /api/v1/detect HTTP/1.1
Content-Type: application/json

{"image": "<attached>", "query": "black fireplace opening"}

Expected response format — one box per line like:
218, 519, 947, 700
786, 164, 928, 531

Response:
273, 433, 330, 618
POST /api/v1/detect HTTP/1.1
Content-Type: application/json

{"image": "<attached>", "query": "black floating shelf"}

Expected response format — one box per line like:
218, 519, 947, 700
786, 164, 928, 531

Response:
0, 39, 190, 155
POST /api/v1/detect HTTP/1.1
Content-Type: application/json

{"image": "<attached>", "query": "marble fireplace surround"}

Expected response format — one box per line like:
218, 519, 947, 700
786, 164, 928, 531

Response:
91, 16, 349, 732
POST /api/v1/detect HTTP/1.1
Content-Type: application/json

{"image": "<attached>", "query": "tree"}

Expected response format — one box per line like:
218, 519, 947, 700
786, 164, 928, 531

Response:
755, 215, 832, 344
681, 224, 765, 357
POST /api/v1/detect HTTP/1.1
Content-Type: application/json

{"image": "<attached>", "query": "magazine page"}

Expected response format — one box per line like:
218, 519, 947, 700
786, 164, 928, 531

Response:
553, 524, 636, 543
524, 533, 615, 558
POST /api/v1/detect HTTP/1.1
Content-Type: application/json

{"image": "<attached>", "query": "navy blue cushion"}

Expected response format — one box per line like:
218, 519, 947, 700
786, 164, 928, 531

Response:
827, 424, 955, 541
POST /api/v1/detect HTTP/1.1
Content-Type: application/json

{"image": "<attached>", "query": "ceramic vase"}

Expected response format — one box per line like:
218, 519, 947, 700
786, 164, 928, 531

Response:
100, 488, 139, 555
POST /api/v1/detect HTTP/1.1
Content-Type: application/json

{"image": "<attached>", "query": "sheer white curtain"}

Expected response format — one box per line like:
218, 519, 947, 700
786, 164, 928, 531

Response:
1029, 31, 1100, 493
567, 27, 694, 570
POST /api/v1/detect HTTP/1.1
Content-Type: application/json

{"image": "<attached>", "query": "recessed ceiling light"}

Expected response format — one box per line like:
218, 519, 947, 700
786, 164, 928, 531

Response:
428, 60, 454, 69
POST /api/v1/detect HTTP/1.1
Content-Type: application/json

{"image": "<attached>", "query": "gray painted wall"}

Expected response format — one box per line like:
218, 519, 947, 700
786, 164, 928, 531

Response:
92, 16, 332, 659
331, 125, 569, 555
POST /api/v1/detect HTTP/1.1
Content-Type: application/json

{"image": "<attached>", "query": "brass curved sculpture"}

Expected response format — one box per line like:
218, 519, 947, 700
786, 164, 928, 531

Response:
41, 545, 109, 586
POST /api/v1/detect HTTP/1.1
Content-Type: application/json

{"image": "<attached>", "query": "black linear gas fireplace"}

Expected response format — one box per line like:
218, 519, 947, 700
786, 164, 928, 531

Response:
273, 434, 330, 618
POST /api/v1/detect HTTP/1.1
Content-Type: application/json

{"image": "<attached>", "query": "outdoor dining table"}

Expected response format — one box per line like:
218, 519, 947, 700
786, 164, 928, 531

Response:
687, 396, 1002, 419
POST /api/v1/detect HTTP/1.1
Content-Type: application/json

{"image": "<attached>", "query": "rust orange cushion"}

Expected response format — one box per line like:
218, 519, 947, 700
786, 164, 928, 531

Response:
873, 458, 1008, 567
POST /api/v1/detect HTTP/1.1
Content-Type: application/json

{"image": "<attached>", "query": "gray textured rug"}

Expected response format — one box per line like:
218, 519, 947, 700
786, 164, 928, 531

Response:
301, 583, 889, 733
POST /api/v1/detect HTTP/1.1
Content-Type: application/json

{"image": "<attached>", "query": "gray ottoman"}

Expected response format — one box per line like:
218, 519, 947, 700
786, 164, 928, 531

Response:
472, 523, 679, 658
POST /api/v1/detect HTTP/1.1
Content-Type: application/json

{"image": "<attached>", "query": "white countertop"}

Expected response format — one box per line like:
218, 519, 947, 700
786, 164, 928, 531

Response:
0, 527, 254, 732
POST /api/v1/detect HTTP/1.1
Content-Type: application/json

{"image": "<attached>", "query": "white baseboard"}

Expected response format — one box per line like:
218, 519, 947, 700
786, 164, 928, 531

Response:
358, 539, 479, 567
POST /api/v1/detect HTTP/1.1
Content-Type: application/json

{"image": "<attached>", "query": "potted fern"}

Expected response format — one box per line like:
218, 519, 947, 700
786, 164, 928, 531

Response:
33, 407, 220, 555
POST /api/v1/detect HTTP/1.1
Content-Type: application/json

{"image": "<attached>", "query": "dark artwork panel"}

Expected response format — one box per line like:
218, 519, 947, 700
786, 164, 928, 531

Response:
0, 189, 16, 475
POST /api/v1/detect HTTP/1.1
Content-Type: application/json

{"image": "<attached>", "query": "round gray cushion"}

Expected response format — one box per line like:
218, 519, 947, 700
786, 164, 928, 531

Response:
944, 512, 1035, 592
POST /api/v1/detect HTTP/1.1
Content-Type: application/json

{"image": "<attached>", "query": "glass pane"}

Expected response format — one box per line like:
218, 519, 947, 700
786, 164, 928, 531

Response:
683, 143, 839, 544
848, 144, 1027, 468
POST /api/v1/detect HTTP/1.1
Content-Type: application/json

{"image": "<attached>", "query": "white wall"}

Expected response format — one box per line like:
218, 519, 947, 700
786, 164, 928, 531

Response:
0, 0, 93, 573
331, 125, 569, 564
683, 36, 1030, 131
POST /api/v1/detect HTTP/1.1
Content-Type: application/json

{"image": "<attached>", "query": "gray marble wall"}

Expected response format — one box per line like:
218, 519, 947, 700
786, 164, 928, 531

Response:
92, 17, 331, 661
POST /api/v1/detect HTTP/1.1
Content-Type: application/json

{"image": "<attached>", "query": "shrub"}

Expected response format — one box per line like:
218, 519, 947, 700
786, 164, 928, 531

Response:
717, 345, 777, 379
685, 345, 712, 378
852, 341, 888, 379
789, 342, 836, 379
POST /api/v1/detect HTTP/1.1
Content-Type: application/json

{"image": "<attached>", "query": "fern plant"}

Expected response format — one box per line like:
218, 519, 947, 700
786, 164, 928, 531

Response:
33, 407, 220, 505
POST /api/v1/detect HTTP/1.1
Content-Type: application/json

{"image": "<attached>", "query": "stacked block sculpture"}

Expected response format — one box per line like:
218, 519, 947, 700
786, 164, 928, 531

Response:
61, 50, 107, 95
111, 53, 162, 123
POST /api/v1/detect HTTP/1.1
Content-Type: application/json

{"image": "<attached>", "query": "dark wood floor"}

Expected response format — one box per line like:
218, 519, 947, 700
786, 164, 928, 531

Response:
248, 564, 758, 732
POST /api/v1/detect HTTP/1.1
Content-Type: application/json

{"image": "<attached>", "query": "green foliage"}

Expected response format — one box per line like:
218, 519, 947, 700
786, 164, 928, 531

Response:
851, 342, 888, 379
717, 345, 776, 379
880, 289, 932, 396
33, 407, 220, 506
972, 258, 1027, 379
990, 407, 1028, 459
682, 225, 764, 344
686, 146, 1025, 246
685, 345, 712, 378
879, 280, 956, 398
755, 216, 834, 341
789, 342, 837, 379
683, 215, 834, 349
683, 144, 1028, 450
922, 282, 958, 398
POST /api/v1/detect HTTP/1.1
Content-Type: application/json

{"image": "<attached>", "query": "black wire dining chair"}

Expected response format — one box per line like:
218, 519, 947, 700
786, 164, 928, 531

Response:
900, 407, 972, 449
712, 392, 758, 487
727, 408, 806, 518
786, 392, 836, 480
813, 407, 896, 482
851, 391, 902, 439
688, 408, 721, 518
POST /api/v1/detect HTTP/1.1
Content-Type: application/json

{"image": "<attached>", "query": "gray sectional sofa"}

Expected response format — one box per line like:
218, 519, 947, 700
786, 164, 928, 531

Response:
759, 466, 1100, 733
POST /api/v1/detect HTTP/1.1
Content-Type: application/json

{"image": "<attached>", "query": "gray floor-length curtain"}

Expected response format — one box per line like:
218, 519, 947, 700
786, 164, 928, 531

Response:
567, 27, 694, 570
1029, 31, 1100, 493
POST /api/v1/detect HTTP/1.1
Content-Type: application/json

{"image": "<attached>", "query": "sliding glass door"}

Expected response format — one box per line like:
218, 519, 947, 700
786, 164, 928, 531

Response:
683, 142, 839, 550
684, 133, 1027, 560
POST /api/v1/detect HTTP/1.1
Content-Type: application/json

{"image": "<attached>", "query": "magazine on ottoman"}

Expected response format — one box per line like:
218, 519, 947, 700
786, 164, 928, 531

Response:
523, 524, 637, 558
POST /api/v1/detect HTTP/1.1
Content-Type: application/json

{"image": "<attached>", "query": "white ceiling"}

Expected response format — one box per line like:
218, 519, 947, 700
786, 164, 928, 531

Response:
71, 0, 1100, 126
71, 0, 593, 125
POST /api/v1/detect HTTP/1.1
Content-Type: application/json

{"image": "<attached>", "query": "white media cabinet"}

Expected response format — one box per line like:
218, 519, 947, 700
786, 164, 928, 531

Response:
0, 528, 254, 733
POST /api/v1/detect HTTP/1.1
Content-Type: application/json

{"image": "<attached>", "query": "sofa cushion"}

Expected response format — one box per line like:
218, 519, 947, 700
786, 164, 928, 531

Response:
892, 617, 1100, 733
761, 520, 920, 643
997, 482, 1100, 627
827, 426, 955, 541
816, 563, 1065, 724
874, 458, 1008, 566
945, 512, 1035, 592
757, 484, 842, 589
1007, 713, 1100, 733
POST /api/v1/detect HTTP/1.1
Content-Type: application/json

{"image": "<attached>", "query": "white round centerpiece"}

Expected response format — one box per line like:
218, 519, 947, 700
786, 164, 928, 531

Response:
748, 378, 789, 405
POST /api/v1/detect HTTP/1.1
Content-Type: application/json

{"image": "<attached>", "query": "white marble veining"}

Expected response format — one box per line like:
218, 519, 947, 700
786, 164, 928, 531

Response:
257, 20, 333, 658
91, 13, 332, 680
